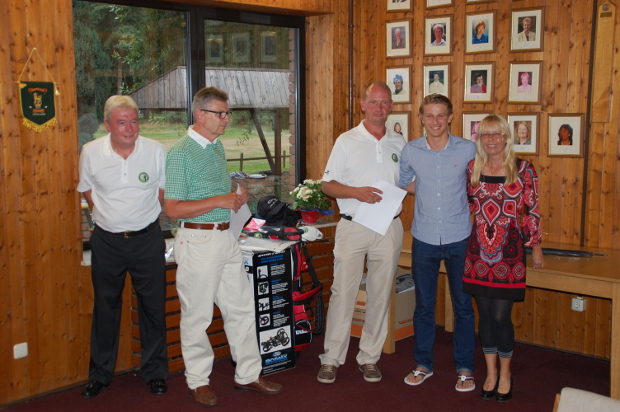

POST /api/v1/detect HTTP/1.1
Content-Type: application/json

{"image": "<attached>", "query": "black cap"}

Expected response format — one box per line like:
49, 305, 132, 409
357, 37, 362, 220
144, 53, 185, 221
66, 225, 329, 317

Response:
256, 195, 287, 219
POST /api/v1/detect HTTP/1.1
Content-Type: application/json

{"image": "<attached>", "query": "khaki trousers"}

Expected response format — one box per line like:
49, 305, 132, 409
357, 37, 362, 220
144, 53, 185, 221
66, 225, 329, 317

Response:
319, 217, 403, 366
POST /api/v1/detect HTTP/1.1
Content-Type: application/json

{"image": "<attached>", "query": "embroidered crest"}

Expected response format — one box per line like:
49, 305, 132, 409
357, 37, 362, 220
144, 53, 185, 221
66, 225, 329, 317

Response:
139, 172, 149, 183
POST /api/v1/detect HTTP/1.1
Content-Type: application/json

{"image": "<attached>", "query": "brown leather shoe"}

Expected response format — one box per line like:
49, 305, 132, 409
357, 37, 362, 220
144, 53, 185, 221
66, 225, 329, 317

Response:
233, 376, 283, 394
188, 385, 218, 406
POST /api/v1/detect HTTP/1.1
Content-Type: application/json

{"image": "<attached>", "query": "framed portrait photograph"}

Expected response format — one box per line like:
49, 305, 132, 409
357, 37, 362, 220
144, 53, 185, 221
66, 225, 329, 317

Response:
427, 0, 453, 8
425, 16, 452, 56
232, 32, 250, 63
260, 31, 277, 63
386, 66, 411, 103
511, 8, 544, 52
387, 20, 411, 58
466, 11, 495, 54
387, 112, 410, 142
548, 114, 584, 157
462, 112, 490, 141
423, 63, 449, 98
206, 34, 224, 64
464, 62, 494, 103
387, 0, 412, 12
508, 113, 539, 154
508, 62, 541, 104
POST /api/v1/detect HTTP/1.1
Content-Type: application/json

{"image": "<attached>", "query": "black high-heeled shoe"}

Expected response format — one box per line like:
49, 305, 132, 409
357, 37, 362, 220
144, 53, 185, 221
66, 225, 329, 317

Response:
480, 379, 498, 400
495, 378, 513, 402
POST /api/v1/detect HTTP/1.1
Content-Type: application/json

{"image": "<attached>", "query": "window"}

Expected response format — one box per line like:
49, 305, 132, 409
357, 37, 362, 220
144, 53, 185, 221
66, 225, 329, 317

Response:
73, 0, 305, 241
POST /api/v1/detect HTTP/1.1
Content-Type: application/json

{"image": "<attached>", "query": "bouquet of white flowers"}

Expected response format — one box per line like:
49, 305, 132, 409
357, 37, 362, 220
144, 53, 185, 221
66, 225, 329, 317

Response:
290, 179, 332, 211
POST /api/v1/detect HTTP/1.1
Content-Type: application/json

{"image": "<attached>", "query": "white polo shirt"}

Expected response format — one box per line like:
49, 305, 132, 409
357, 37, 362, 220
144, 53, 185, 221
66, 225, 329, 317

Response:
78, 134, 166, 232
322, 120, 405, 217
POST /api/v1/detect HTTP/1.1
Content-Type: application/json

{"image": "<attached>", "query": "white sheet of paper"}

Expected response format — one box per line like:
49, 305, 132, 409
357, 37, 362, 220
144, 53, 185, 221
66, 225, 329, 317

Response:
353, 178, 406, 236
230, 184, 252, 240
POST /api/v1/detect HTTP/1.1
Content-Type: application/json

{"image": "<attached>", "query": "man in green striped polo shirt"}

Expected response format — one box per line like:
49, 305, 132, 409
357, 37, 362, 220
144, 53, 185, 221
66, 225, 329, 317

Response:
165, 87, 282, 407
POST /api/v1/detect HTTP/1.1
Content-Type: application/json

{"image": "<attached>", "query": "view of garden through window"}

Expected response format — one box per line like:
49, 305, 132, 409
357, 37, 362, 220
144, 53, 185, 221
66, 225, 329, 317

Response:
73, 1, 301, 241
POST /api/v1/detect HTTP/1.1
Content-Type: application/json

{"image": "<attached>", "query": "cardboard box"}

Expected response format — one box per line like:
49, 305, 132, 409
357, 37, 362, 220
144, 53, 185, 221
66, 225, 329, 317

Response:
350, 268, 415, 342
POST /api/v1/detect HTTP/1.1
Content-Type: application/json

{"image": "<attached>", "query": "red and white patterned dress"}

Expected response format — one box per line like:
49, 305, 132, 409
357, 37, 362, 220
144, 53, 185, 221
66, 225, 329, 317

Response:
463, 159, 541, 301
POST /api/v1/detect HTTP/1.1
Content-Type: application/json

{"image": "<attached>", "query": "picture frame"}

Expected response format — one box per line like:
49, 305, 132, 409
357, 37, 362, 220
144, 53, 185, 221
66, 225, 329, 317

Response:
260, 31, 277, 63
462, 112, 490, 141
387, 112, 410, 142
386, 66, 411, 103
548, 114, 584, 157
465, 11, 495, 54
232, 32, 250, 63
511, 8, 544, 52
387, 0, 412, 12
427, 0, 453, 8
508, 113, 539, 154
464, 62, 494, 103
206, 34, 224, 64
387, 19, 411, 58
423, 63, 449, 98
508, 62, 541, 104
425, 16, 452, 56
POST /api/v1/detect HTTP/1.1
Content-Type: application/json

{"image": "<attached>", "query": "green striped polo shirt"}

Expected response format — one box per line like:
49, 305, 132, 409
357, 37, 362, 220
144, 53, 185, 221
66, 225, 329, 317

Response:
165, 134, 231, 223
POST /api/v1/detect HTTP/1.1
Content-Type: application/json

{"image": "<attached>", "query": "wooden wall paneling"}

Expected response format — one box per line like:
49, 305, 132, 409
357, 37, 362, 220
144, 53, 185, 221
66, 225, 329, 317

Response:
164, 0, 332, 16
37, 2, 64, 389
582, 294, 602, 356
530, 289, 549, 347
585, 0, 620, 250
596, 122, 617, 249
17, 0, 43, 399
305, 14, 334, 180
331, 0, 350, 136
513, 289, 534, 343
584, 123, 605, 246
557, 292, 582, 353
591, 1, 615, 123
0, 0, 26, 402
595, 297, 612, 358
540, 0, 564, 243
58, 0, 84, 383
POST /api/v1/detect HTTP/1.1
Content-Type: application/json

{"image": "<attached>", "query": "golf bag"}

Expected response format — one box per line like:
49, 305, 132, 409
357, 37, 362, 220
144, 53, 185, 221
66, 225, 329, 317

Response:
291, 242, 325, 351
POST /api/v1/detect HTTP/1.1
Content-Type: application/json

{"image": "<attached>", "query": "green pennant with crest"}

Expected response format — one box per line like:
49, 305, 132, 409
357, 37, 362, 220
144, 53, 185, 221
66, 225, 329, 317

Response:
19, 81, 57, 132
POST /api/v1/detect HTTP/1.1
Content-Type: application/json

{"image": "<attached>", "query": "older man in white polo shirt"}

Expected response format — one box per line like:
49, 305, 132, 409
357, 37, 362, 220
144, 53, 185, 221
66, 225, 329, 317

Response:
77, 95, 168, 398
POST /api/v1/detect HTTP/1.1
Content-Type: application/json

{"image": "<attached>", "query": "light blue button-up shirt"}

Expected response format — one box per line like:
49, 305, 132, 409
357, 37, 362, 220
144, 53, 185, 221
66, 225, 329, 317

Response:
398, 133, 476, 245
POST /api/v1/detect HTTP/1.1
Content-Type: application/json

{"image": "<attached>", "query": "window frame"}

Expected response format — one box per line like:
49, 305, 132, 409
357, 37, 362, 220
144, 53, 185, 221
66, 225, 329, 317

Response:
75, 0, 307, 244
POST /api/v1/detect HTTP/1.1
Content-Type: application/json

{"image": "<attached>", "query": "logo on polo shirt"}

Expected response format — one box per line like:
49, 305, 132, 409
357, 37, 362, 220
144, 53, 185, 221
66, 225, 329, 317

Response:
392, 153, 399, 162
139, 172, 149, 183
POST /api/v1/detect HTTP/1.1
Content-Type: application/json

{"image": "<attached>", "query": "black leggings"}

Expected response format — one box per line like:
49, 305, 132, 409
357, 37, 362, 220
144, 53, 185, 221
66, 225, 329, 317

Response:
475, 295, 515, 358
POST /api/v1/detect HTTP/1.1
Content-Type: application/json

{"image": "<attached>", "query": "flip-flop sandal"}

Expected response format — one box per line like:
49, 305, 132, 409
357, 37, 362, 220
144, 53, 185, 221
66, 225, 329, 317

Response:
455, 374, 476, 392
404, 370, 434, 386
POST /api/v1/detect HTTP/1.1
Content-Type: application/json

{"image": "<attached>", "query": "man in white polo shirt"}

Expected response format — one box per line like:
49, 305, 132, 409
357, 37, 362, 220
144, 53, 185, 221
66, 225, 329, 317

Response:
317, 81, 405, 384
77, 95, 168, 398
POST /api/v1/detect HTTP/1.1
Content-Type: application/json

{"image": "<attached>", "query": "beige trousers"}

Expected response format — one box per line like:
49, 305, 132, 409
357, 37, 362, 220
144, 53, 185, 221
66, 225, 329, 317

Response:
174, 227, 262, 389
319, 217, 403, 366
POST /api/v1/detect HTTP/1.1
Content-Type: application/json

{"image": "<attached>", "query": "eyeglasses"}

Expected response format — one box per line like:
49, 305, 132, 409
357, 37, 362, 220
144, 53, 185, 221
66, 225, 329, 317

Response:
200, 109, 233, 119
479, 132, 506, 139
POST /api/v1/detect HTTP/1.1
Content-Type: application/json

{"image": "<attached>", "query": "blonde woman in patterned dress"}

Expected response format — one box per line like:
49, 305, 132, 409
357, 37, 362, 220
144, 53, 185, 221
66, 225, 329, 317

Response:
463, 114, 544, 402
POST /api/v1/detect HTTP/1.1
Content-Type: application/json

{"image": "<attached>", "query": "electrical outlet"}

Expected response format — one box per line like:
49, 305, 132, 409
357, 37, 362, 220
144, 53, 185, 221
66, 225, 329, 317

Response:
13, 342, 28, 359
571, 297, 586, 312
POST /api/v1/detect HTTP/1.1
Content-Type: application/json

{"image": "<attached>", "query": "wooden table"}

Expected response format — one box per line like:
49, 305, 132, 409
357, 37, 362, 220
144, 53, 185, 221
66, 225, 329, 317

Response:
442, 242, 620, 399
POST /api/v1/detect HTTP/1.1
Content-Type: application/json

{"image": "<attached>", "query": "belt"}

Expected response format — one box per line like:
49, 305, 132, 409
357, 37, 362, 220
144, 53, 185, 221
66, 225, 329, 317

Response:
97, 220, 159, 239
341, 214, 399, 221
181, 221, 230, 231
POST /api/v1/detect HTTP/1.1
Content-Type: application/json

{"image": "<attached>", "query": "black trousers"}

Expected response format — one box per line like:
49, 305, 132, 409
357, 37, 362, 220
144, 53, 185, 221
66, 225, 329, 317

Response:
88, 223, 168, 384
